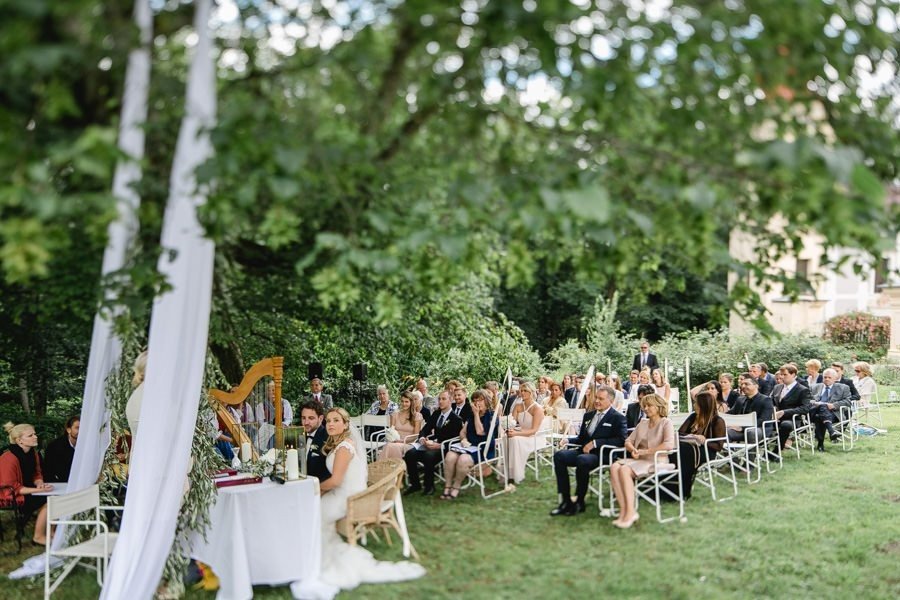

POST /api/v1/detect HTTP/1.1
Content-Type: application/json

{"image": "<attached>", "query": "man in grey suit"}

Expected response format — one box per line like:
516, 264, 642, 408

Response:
809, 368, 852, 451
305, 377, 333, 410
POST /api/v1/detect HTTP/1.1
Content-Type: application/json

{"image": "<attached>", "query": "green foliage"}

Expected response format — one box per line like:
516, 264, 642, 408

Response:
824, 311, 890, 357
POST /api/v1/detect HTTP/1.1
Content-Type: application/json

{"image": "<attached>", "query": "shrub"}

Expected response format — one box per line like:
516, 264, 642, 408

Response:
824, 311, 890, 357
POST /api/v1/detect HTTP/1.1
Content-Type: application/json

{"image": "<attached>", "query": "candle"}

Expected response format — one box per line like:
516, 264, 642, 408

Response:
240, 442, 252, 463
286, 448, 300, 481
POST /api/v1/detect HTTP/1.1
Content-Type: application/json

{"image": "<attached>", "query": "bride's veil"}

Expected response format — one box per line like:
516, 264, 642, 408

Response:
345, 422, 368, 485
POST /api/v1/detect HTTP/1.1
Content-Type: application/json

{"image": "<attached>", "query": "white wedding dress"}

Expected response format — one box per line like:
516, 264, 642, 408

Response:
291, 427, 425, 599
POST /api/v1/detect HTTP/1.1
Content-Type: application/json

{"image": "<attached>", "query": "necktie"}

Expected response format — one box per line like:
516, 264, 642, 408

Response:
314, 394, 319, 402
588, 412, 601, 435
437, 414, 445, 429
641, 354, 646, 368
822, 387, 830, 404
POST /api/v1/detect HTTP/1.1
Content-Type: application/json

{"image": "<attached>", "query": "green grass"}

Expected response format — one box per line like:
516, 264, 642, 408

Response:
4, 404, 900, 599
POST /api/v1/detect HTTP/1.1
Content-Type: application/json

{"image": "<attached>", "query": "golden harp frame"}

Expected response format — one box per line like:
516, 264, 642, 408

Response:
209, 356, 285, 459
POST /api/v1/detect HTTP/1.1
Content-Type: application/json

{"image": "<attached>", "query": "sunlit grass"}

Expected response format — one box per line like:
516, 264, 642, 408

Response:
4, 404, 899, 599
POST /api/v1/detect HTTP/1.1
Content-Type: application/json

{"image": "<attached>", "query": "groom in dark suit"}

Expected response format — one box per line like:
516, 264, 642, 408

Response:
550, 385, 627, 516
404, 391, 462, 496
299, 400, 330, 481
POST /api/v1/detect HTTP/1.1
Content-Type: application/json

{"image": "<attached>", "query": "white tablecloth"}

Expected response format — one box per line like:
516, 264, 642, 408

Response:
191, 478, 322, 600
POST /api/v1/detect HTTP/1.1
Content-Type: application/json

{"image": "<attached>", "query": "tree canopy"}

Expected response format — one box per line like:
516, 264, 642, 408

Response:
1, 0, 898, 413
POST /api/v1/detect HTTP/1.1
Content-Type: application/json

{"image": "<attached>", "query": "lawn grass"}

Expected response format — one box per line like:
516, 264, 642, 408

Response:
3, 403, 900, 599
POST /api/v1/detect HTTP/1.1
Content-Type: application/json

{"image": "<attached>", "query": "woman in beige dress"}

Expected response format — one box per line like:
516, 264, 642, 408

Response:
378, 391, 423, 461
502, 382, 546, 484
609, 393, 676, 529
542, 382, 568, 433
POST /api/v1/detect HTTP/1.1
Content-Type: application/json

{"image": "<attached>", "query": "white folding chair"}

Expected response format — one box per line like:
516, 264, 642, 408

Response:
722, 413, 762, 484
360, 414, 391, 462
461, 419, 509, 500
693, 436, 738, 502
758, 418, 782, 474
44, 485, 120, 599
669, 388, 681, 415
527, 415, 554, 480
857, 383, 885, 430
789, 413, 816, 458
833, 405, 856, 451
591, 446, 627, 517
548, 408, 585, 477
633, 449, 686, 524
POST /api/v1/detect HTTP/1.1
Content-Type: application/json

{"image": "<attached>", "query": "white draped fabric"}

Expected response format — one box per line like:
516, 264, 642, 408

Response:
53, 1, 154, 556
100, 0, 216, 597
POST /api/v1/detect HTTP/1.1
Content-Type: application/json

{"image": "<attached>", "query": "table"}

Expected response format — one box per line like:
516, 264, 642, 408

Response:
191, 478, 322, 600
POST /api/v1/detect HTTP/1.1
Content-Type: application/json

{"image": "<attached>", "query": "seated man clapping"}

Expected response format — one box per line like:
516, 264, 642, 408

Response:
550, 384, 627, 516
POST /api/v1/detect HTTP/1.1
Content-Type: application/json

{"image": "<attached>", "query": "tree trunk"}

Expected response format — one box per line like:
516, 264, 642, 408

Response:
18, 377, 30, 415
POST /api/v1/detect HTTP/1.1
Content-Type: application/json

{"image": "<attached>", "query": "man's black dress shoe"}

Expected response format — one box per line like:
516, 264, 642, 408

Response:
422, 487, 435, 496
550, 501, 574, 516
574, 499, 586, 514
403, 485, 422, 496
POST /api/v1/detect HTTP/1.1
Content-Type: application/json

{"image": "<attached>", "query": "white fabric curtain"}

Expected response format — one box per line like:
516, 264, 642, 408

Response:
44, 0, 154, 559
101, 0, 216, 596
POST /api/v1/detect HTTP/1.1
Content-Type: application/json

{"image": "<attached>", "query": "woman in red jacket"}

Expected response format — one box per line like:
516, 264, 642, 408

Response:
1, 422, 53, 544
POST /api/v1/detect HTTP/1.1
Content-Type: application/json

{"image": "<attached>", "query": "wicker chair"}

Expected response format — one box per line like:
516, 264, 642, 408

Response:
336, 458, 418, 559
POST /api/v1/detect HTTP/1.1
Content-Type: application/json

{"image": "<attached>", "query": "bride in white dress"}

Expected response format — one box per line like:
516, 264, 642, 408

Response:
292, 408, 424, 600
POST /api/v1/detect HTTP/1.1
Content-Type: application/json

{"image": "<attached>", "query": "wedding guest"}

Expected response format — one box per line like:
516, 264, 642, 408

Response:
43, 416, 79, 483
214, 413, 236, 461
451, 386, 473, 423
542, 382, 569, 426
772, 363, 812, 451
536, 376, 551, 404
830, 362, 861, 403
810, 368, 852, 450
299, 400, 330, 481
410, 390, 430, 422
266, 381, 293, 426
379, 392, 424, 461
442, 390, 496, 499
691, 380, 726, 414
608, 372, 626, 411
0, 422, 53, 544
632, 341, 659, 372
125, 349, 148, 442
651, 368, 671, 403
501, 379, 522, 415
803, 359, 823, 388
727, 375, 774, 444
626, 384, 656, 429
624, 370, 640, 401
305, 376, 333, 410
550, 385, 627, 516
484, 381, 501, 412
404, 391, 462, 496
417, 378, 437, 414
638, 369, 654, 391
502, 382, 546, 485
852, 361, 877, 409
609, 394, 676, 528
566, 374, 583, 408
562, 375, 576, 406
367, 385, 399, 416
677, 391, 726, 499
718, 373, 739, 411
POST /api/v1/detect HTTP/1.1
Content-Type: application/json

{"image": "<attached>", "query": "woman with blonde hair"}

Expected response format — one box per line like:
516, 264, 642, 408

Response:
542, 382, 569, 434
378, 391, 424, 461
0, 422, 54, 544
651, 368, 671, 403
852, 361, 876, 408
125, 349, 149, 441
609, 394, 676, 528
502, 381, 546, 485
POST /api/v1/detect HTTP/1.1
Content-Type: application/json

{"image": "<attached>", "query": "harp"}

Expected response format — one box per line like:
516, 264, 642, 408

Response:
208, 357, 285, 459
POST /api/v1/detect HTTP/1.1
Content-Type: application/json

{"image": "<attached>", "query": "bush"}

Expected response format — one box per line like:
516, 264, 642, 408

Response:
824, 311, 890, 358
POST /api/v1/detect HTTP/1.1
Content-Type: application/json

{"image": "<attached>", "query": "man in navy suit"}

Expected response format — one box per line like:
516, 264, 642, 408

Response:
550, 385, 627, 516
404, 391, 463, 496
771, 364, 811, 450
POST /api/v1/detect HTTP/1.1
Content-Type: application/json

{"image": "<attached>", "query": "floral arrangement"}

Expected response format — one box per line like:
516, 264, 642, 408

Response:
237, 447, 283, 478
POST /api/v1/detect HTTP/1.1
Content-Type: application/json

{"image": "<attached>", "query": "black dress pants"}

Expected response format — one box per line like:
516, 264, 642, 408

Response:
404, 447, 442, 490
